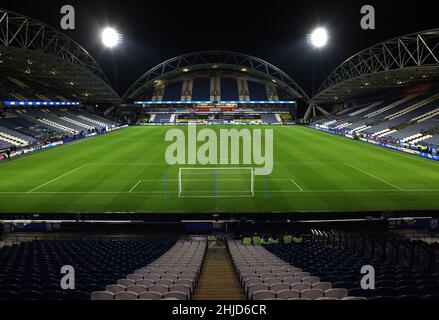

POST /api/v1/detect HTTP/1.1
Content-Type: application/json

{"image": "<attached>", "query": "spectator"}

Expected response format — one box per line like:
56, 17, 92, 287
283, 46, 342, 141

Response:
292, 233, 304, 244
283, 233, 293, 244
252, 233, 262, 245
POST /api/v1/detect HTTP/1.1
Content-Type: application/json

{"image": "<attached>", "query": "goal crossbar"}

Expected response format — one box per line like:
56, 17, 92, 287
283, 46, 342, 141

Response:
178, 167, 255, 198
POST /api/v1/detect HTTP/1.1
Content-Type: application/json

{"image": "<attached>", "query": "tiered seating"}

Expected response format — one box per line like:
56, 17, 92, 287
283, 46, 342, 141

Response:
23, 109, 77, 134
363, 95, 439, 136
346, 96, 424, 132
0, 109, 120, 151
0, 126, 35, 147
47, 109, 96, 131
150, 114, 173, 124
360, 95, 418, 120
422, 134, 439, 146
228, 241, 365, 300
91, 241, 207, 300
39, 109, 87, 133
387, 114, 439, 144
76, 111, 119, 127
312, 93, 439, 149
266, 234, 439, 301
260, 114, 280, 124
15, 110, 66, 137
60, 110, 111, 129
314, 101, 385, 129
0, 240, 175, 300
0, 117, 44, 138
0, 140, 12, 150
386, 93, 439, 121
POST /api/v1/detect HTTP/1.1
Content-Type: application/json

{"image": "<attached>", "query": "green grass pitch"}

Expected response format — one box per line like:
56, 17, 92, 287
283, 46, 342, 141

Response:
0, 125, 438, 213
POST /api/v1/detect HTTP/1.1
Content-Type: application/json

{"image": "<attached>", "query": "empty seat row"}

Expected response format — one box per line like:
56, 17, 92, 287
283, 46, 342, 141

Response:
228, 240, 366, 301
266, 239, 439, 300
92, 240, 207, 300
0, 240, 175, 300
91, 290, 186, 300
252, 288, 351, 300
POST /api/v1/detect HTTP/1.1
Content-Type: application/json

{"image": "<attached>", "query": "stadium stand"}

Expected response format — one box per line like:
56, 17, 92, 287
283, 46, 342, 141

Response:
0, 240, 175, 300
150, 114, 174, 124
91, 240, 206, 300
265, 231, 439, 300
0, 108, 119, 153
312, 92, 439, 151
248, 81, 269, 101
0, 140, 12, 150
260, 114, 281, 124
228, 240, 364, 300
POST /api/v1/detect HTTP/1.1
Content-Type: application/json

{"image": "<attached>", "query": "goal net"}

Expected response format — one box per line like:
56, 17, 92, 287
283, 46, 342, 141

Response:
178, 167, 255, 198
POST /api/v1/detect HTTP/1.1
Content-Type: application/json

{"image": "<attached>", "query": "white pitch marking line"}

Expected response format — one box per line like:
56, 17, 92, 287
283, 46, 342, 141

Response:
145, 179, 250, 181
289, 178, 304, 192
27, 164, 89, 193
129, 180, 143, 193
345, 163, 404, 191
178, 195, 254, 199
1, 189, 438, 195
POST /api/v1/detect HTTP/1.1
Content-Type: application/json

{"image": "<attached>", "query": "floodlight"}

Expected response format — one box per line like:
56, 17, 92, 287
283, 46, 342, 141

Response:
101, 27, 122, 48
309, 27, 328, 48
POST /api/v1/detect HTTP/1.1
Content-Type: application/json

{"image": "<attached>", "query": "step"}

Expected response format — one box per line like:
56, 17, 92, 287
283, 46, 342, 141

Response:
193, 246, 245, 300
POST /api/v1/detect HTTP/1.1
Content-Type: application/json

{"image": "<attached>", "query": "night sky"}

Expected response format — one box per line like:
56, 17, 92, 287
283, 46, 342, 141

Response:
2, 0, 439, 97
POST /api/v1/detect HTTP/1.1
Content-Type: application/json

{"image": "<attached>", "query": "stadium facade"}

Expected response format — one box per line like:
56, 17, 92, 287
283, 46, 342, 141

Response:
119, 51, 308, 125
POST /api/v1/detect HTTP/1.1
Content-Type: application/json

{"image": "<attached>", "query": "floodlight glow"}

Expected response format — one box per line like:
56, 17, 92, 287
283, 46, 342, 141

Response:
309, 27, 328, 48
101, 27, 121, 48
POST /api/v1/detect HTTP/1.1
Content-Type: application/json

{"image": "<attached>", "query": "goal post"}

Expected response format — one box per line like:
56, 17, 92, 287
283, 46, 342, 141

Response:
178, 167, 255, 198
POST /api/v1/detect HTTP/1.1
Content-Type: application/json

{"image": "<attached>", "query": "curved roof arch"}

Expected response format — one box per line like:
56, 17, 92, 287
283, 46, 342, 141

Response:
313, 29, 439, 104
0, 8, 119, 103
122, 51, 310, 103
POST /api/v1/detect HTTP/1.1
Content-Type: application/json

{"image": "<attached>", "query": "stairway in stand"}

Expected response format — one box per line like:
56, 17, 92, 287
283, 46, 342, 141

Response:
193, 243, 245, 300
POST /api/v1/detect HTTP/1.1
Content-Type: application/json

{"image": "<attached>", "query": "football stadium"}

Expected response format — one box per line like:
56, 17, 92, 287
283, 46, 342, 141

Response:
1, 1, 439, 310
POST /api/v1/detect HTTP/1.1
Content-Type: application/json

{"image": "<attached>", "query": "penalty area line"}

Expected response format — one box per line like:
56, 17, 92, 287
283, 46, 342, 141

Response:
129, 180, 143, 193
27, 164, 89, 193
289, 178, 304, 192
1, 189, 438, 195
345, 163, 404, 191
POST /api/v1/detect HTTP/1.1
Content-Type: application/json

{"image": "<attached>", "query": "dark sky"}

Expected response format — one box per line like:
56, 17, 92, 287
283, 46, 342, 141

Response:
2, 0, 439, 97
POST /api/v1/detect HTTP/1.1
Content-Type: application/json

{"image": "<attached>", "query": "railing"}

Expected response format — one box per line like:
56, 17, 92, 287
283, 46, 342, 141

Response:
311, 229, 439, 273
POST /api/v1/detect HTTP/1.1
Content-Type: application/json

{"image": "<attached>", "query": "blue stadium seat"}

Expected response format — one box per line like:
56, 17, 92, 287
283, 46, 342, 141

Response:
0, 240, 176, 300
396, 286, 419, 296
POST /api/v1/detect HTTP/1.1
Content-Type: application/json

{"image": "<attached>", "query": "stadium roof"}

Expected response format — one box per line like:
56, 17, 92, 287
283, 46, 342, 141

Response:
0, 9, 120, 103
313, 29, 439, 104
122, 51, 310, 103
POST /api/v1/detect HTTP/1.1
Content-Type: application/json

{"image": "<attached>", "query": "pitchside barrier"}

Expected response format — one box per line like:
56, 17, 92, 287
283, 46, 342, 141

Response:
178, 167, 255, 198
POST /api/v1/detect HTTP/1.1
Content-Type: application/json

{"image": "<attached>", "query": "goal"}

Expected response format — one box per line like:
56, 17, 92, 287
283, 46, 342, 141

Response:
178, 167, 255, 198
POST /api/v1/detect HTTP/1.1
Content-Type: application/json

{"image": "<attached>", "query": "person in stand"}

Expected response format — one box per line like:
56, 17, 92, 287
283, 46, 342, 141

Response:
261, 235, 270, 245
268, 235, 279, 245
283, 232, 293, 244
252, 233, 262, 245
292, 233, 304, 244
242, 235, 252, 246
